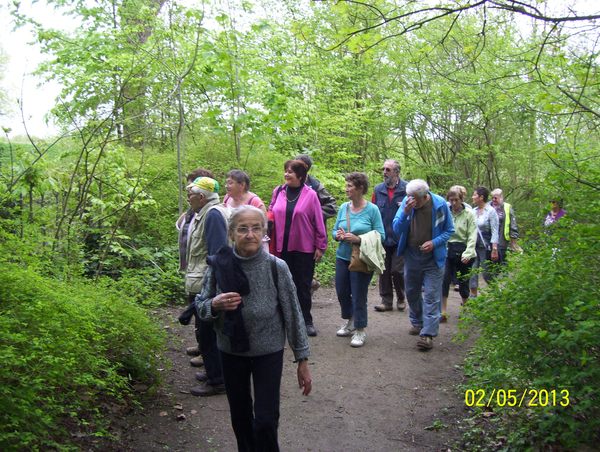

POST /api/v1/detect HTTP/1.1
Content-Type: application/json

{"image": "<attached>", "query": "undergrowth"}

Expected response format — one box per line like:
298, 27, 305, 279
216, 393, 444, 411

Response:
457, 219, 600, 451
0, 262, 167, 451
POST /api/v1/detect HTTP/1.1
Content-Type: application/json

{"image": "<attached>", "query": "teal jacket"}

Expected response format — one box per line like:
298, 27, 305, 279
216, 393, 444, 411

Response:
392, 192, 455, 268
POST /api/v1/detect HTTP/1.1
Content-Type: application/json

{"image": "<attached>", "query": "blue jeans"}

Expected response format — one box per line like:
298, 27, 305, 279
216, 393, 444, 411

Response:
469, 246, 495, 288
404, 246, 444, 337
335, 258, 373, 329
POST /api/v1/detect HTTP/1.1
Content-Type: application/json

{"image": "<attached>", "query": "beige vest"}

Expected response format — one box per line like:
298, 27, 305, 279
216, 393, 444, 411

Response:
185, 200, 230, 294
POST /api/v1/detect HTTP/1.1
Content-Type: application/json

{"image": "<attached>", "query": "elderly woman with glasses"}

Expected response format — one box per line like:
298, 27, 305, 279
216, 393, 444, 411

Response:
196, 205, 312, 452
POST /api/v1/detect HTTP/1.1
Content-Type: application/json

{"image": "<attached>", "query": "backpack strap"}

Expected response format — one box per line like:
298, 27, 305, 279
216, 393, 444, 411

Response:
270, 254, 279, 295
269, 254, 284, 327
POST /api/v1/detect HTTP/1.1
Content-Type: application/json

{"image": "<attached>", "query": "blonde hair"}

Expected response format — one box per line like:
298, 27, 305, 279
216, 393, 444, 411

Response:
447, 185, 464, 201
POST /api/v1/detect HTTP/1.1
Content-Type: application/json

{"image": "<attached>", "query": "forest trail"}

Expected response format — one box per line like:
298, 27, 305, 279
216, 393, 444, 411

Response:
88, 284, 473, 452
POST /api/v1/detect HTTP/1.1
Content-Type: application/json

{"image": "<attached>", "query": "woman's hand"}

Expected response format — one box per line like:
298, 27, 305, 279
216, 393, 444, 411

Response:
211, 292, 242, 312
461, 256, 471, 264
297, 361, 312, 396
335, 227, 346, 241
343, 233, 360, 244
491, 248, 499, 262
314, 248, 324, 263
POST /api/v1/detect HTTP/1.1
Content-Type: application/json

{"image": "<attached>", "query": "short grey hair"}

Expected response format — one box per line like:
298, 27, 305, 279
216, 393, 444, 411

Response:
491, 188, 503, 197
189, 185, 219, 201
406, 179, 429, 197
385, 159, 401, 173
228, 205, 266, 230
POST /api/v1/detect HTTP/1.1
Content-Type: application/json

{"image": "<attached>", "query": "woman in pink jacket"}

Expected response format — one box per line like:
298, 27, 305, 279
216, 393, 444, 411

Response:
269, 160, 327, 337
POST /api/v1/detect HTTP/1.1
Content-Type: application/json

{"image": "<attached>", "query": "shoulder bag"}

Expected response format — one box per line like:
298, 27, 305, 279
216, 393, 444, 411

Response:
346, 206, 370, 274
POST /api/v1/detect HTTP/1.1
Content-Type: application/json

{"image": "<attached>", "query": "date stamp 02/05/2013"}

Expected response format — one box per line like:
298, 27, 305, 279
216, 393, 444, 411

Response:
465, 389, 570, 408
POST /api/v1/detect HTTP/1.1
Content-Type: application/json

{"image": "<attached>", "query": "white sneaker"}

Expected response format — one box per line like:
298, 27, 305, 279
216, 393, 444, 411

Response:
336, 319, 356, 337
350, 330, 366, 347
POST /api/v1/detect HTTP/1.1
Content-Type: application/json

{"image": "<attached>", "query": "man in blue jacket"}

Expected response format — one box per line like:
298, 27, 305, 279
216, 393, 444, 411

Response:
372, 159, 408, 312
392, 179, 454, 350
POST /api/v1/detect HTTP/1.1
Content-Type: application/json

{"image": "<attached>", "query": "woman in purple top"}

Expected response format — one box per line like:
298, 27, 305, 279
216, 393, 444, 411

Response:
269, 160, 327, 337
545, 198, 567, 226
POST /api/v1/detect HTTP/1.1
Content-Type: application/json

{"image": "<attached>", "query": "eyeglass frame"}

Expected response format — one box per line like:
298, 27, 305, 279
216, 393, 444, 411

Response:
231, 225, 265, 235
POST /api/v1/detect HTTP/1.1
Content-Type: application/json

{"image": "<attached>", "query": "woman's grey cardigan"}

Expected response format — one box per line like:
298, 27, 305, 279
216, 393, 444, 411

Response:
196, 248, 310, 361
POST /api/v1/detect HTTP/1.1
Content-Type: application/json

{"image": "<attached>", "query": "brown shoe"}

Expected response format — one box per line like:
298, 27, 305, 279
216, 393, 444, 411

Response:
310, 280, 321, 295
374, 304, 393, 312
440, 314, 448, 323
190, 382, 226, 396
189, 356, 204, 367
417, 335, 433, 349
195, 371, 208, 382
186, 346, 201, 356
408, 325, 423, 335
396, 300, 406, 311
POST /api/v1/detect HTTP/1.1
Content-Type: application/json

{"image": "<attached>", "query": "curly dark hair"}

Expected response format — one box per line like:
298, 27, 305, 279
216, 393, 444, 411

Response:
346, 172, 370, 195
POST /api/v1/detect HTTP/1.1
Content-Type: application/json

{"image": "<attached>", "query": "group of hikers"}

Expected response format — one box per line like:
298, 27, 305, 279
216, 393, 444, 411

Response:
176, 156, 565, 452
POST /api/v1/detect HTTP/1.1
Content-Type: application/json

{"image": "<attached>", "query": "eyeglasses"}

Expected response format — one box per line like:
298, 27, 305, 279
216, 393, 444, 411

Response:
382, 167, 394, 173
225, 180, 238, 186
232, 226, 264, 235
491, 196, 500, 200
550, 200, 558, 204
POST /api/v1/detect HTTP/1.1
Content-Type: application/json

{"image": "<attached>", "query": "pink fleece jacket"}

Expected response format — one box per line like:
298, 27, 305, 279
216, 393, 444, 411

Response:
269, 184, 327, 254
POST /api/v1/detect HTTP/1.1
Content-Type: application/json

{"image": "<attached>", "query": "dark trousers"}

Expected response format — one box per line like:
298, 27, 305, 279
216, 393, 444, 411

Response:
189, 294, 202, 345
190, 295, 223, 385
280, 250, 315, 327
221, 350, 284, 452
379, 245, 405, 306
443, 256, 475, 299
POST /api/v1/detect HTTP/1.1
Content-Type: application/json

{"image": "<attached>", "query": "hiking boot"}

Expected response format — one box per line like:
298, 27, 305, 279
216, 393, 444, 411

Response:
374, 303, 393, 312
186, 346, 201, 356
408, 325, 423, 336
417, 335, 433, 349
350, 330, 366, 347
190, 382, 226, 396
195, 371, 208, 382
396, 300, 407, 311
310, 280, 321, 295
336, 319, 356, 337
189, 356, 204, 367
306, 325, 317, 337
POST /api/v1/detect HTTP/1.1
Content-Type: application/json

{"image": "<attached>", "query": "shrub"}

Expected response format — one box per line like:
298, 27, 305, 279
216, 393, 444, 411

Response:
458, 218, 600, 450
0, 263, 167, 451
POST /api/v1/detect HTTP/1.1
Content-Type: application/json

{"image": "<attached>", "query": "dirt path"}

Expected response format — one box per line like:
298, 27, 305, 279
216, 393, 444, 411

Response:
95, 285, 472, 451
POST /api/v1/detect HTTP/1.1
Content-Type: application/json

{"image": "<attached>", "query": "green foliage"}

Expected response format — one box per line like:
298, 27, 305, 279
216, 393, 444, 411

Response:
100, 241, 186, 306
459, 215, 600, 449
0, 260, 166, 451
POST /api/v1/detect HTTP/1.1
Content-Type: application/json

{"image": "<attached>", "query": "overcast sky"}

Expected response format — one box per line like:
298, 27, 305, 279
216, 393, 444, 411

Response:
1, 0, 598, 139
0, 2, 65, 139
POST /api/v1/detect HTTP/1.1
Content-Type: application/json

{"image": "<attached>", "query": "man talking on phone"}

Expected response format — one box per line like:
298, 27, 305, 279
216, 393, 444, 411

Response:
392, 179, 454, 350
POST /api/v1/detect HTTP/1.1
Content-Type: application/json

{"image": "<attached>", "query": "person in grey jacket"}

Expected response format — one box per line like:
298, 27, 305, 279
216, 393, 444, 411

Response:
197, 205, 312, 452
